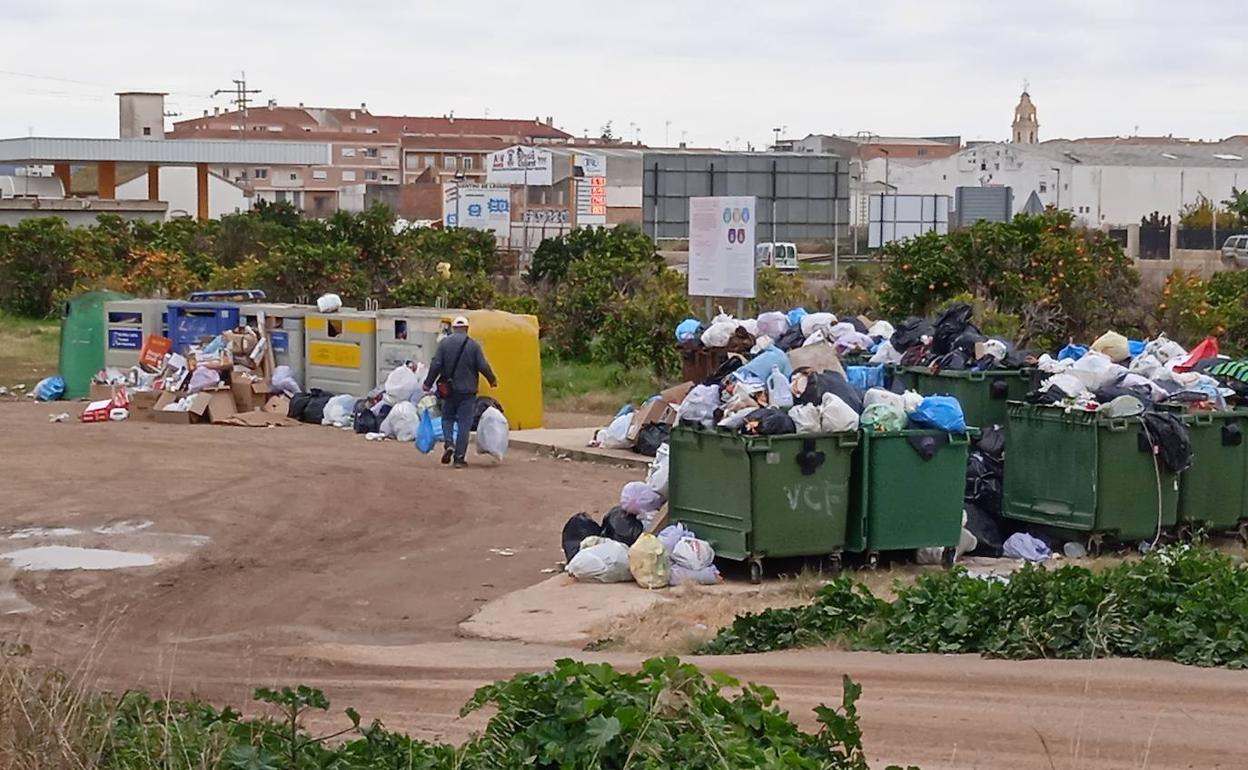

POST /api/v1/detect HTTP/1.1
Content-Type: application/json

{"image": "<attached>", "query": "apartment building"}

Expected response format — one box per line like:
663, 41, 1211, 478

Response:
168, 102, 569, 215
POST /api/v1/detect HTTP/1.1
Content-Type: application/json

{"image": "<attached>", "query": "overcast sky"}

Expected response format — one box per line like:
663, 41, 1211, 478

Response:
3, 0, 1246, 148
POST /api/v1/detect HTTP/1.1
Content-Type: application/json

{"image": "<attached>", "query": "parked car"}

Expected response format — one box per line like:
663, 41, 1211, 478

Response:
1221, 235, 1248, 264
755, 242, 799, 273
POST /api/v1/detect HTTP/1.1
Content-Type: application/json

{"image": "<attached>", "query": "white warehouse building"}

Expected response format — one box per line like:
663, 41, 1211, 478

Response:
877, 140, 1248, 227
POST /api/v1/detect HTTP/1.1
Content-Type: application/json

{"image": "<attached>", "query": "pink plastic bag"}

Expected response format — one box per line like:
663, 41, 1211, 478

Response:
620, 481, 663, 515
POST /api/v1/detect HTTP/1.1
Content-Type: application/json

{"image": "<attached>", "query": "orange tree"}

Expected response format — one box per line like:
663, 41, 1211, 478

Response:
880, 209, 1139, 350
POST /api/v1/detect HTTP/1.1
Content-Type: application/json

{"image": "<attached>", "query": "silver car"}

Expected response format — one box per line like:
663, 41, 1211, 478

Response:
1222, 235, 1248, 264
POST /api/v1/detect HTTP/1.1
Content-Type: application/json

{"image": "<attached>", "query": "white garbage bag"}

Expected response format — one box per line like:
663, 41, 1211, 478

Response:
380, 401, 421, 441
790, 403, 822, 434
1145, 335, 1187, 365
670, 564, 722, 585
678, 385, 721, 430
321, 394, 357, 426
867, 320, 896, 339
620, 481, 663, 514
1071, 353, 1123, 391
869, 341, 902, 365
756, 312, 789, 340
475, 407, 509, 460
800, 312, 837, 338
700, 320, 739, 348
383, 364, 424, 406
600, 413, 634, 449
271, 365, 301, 395
902, 390, 924, 414
819, 392, 859, 433
671, 538, 715, 570
645, 443, 670, 497
566, 540, 633, 583
316, 293, 343, 313
863, 388, 907, 414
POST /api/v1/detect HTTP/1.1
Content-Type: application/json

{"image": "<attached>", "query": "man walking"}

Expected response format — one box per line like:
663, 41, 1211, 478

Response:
423, 316, 498, 468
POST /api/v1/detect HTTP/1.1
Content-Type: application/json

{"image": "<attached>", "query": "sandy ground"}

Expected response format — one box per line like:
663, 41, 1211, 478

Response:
2, 400, 1247, 769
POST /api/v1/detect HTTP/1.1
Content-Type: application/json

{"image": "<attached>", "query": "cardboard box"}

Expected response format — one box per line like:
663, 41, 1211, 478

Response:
81, 388, 130, 423
204, 389, 237, 423
230, 379, 270, 412
626, 381, 693, 442
88, 383, 116, 402
262, 394, 291, 415
127, 390, 162, 423
152, 391, 213, 425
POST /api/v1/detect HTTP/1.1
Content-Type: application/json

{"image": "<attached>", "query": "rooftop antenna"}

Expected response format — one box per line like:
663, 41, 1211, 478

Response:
1022, 77, 1030, 94
212, 71, 261, 139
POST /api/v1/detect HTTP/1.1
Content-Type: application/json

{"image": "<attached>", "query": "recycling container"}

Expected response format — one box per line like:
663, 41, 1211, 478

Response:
61, 290, 129, 398
103, 298, 168, 370
846, 429, 969, 562
1002, 402, 1180, 547
668, 426, 860, 582
240, 303, 310, 384
166, 301, 240, 356
905, 367, 1033, 430
375, 307, 461, 386
464, 309, 544, 430
304, 309, 377, 396
1173, 410, 1248, 533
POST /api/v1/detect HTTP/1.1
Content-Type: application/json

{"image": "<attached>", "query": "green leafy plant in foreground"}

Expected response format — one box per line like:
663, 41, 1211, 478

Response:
704, 547, 1248, 667
31, 658, 910, 770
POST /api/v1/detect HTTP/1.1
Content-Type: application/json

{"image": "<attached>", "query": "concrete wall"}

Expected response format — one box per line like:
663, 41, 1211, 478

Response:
0, 199, 167, 226
118, 94, 165, 139
115, 167, 250, 219
1134, 248, 1239, 287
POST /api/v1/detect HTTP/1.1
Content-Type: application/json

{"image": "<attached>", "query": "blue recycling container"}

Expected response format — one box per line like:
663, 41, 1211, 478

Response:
166, 301, 240, 355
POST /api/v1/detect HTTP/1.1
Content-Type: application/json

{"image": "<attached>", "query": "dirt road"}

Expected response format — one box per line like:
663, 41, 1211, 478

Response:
2, 401, 1245, 769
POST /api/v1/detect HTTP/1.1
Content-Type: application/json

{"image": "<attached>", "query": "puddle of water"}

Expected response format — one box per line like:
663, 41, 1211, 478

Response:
92, 520, 154, 535
8, 527, 81, 540
2, 546, 156, 571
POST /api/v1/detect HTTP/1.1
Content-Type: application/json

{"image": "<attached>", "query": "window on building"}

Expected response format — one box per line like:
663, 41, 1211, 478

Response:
312, 169, 327, 180
980, 163, 987, 171
342, 148, 356, 158
462, 156, 474, 170
254, 168, 268, 179
290, 172, 298, 181
424, 155, 436, 168
444, 156, 457, 170
917, 148, 927, 157
342, 170, 356, 182
365, 170, 379, 181
142, 127, 151, 136
381, 173, 394, 182
1039, 182, 1047, 193
237, 170, 248, 179
994, 163, 1000, 171
365, 147, 379, 158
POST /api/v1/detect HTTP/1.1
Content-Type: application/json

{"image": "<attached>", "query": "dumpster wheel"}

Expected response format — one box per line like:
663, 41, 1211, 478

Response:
1237, 522, 1248, 546
823, 553, 843, 577
1086, 533, 1104, 557
866, 551, 880, 570
748, 559, 763, 585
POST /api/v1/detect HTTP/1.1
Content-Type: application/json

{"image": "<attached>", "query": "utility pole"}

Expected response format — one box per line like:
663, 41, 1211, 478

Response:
213, 71, 261, 140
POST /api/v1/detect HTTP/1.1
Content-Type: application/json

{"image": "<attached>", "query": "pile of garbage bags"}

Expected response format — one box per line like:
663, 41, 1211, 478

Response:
562, 512, 721, 588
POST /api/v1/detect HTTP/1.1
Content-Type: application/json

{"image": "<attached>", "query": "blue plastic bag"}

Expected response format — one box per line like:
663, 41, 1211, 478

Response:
1058, 343, 1087, 362
734, 346, 792, 384
415, 409, 459, 454
846, 365, 885, 391
787, 308, 809, 328
34, 376, 65, 402
909, 395, 967, 433
1128, 339, 1146, 357
675, 318, 701, 343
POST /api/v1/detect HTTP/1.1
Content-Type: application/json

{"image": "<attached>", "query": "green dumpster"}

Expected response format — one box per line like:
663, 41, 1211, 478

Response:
1173, 410, 1248, 534
905, 367, 1033, 430
846, 429, 969, 564
1002, 403, 1180, 548
59, 290, 129, 399
668, 426, 859, 582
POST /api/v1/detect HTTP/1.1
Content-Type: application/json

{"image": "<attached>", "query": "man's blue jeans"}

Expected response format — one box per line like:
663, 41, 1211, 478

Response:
441, 394, 475, 462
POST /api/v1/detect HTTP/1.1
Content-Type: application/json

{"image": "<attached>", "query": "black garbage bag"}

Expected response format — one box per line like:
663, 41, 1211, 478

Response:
633, 423, 671, 457
891, 317, 933, 355
1139, 412, 1192, 473
976, 425, 1005, 461
953, 329, 987, 357
1002, 349, 1035, 369
740, 407, 797, 436
818, 371, 864, 413
354, 408, 381, 434
1095, 376, 1155, 407
561, 512, 602, 561
704, 355, 745, 386
965, 502, 1005, 557
907, 432, 950, 461
289, 389, 334, 424
774, 327, 806, 351
472, 396, 504, 431
601, 506, 644, 546
899, 344, 930, 367
931, 350, 972, 371
932, 303, 979, 356
846, 316, 869, 334
965, 451, 1003, 516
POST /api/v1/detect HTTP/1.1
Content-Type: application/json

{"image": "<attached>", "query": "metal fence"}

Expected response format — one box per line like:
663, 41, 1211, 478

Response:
1138, 225, 1171, 260
1177, 228, 1248, 251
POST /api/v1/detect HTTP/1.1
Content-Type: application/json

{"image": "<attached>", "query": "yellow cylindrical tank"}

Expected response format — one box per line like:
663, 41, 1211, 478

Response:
462, 309, 543, 429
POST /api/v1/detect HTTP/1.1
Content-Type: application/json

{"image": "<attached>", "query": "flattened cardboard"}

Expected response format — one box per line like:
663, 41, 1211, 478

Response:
262, 394, 291, 415
627, 381, 693, 441
88, 383, 116, 402
202, 390, 237, 423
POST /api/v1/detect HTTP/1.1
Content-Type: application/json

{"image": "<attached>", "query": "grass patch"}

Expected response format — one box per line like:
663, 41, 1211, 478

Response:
542, 352, 658, 415
0, 313, 60, 389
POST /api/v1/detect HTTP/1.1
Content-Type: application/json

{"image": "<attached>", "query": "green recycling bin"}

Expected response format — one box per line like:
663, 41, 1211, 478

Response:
60, 290, 130, 399
905, 367, 1033, 430
1173, 410, 1248, 534
668, 426, 859, 582
846, 429, 969, 564
1002, 403, 1180, 548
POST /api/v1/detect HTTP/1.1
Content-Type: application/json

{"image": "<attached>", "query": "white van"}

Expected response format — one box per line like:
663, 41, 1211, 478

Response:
755, 242, 799, 273
1222, 235, 1248, 265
